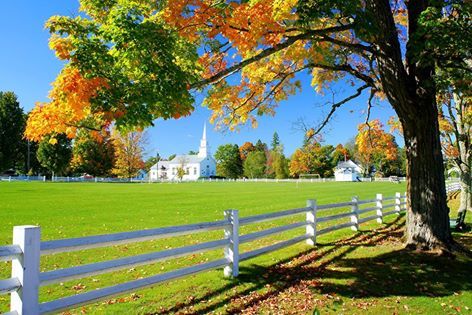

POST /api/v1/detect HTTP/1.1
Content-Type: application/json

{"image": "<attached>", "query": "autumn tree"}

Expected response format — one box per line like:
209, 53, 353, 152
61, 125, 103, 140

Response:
290, 142, 335, 178
36, 134, 72, 176
111, 130, 145, 179
0, 92, 25, 172
27, 0, 472, 250
215, 144, 243, 179
437, 66, 471, 227
355, 120, 398, 177
332, 144, 351, 166
71, 130, 115, 176
239, 142, 256, 161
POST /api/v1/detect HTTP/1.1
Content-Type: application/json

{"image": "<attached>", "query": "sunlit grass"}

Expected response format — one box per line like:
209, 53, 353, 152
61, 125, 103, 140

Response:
0, 181, 470, 314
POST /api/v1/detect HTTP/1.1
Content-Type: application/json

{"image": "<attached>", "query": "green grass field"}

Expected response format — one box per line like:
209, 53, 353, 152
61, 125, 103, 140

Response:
0, 181, 471, 314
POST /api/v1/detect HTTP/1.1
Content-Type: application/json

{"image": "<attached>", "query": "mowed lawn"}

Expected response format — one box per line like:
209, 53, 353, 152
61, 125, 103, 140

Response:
0, 181, 471, 314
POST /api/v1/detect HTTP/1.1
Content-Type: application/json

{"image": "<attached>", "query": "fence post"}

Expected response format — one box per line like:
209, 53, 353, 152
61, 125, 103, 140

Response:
376, 193, 383, 223
11, 226, 40, 315
395, 192, 401, 214
351, 196, 359, 231
306, 199, 317, 246
224, 210, 239, 278
404, 191, 407, 212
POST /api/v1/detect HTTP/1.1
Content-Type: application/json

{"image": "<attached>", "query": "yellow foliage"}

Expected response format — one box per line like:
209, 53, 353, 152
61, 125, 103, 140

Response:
25, 67, 109, 142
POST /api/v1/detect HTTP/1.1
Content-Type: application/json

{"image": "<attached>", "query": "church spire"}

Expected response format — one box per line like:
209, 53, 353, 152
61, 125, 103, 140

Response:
198, 123, 210, 158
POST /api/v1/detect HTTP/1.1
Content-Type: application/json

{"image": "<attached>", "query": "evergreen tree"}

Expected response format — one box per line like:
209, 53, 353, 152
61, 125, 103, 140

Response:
0, 92, 25, 172
271, 132, 280, 151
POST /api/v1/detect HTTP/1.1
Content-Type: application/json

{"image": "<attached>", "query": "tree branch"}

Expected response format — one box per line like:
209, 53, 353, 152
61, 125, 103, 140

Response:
190, 24, 354, 89
312, 84, 371, 136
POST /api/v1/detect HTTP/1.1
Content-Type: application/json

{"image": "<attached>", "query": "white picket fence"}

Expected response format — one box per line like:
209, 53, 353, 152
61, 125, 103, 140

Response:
446, 182, 461, 194
0, 176, 46, 182
0, 192, 408, 315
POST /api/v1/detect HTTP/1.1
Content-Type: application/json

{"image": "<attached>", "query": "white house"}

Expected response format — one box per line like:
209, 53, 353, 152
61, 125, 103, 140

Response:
149, 124, 217, 181
334, 160, 362, 182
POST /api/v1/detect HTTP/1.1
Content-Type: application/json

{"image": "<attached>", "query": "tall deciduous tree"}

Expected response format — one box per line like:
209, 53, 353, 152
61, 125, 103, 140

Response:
36, 134, 72, 176
332, 144, 351, 166
71, 130, 115, 176
272, 150, 289, 179
111, 130, 145, 179
26, 0, 472, 251
215, 144, 243, 179
290, 142, 335, 178
243, 151, 267, 178
239, 142, 256, 161
0, 92, 25, 172
355, 120, 398, 177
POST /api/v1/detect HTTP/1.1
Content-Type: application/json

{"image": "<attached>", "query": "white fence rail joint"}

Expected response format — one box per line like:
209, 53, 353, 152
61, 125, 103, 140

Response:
224, 210, 239, 278
2, 192, 411, 314
376, 194, 383, 224
306, 199, 317, 246
351, 196, 360, 231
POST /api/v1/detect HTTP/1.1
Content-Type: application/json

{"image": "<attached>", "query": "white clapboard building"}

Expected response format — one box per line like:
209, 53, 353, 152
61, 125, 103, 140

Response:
149, 124, 216, 181
334, 160, 363, 182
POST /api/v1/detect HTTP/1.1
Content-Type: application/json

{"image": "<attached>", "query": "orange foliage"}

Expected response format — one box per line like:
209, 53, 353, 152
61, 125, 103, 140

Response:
356, 120, 398, 170
49, 35, 74, 60
25, 67, 109, 142
239, 141, 256, 160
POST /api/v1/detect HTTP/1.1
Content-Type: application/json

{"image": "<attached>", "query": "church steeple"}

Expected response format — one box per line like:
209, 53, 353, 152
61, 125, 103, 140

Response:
198, 123, 210, 158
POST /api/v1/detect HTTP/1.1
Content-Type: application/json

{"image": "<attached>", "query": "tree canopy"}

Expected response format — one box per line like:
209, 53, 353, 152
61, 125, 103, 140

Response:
215, 144, 243, 179
0, 92, 25, 172
25, 0, 472, 250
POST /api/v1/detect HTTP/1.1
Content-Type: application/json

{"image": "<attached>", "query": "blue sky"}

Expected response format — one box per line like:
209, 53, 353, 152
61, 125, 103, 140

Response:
0, 1, 401, 158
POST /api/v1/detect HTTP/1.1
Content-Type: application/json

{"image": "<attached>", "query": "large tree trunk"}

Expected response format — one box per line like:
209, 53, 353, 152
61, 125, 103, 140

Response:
456, 150, 472, 227
453, 92, 472, 226
403, 105, 452, 249
457, 170, 471, 226
367, 0, 453, 250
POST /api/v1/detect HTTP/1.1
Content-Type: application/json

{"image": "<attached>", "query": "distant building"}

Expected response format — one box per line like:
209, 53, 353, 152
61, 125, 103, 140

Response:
149, 124, 216, 181
334, 160, 362, 182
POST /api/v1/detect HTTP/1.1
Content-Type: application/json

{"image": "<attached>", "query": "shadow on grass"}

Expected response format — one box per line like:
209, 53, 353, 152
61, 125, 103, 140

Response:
153, 215, 472, 314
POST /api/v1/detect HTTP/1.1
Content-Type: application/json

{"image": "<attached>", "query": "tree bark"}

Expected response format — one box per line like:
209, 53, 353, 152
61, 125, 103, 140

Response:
403, 106, 452, 249
367, 0, 453, 250
453, 92, 472, 226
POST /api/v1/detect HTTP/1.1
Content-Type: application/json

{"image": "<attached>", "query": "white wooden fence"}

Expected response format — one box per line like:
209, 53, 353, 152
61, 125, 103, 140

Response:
0, 176, 46, 182
446, 182, 461, 194
0, 192, 408, 314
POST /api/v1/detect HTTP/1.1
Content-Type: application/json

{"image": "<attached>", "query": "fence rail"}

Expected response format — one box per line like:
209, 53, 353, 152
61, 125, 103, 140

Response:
1, 191, 414, 315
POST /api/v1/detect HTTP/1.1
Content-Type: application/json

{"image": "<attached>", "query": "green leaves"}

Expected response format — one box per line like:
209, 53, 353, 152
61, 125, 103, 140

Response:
45, 0, 202, 133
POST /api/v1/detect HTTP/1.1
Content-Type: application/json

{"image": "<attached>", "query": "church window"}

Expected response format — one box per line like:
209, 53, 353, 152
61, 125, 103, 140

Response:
186, 167, 190, 175
194, 167, 197, 175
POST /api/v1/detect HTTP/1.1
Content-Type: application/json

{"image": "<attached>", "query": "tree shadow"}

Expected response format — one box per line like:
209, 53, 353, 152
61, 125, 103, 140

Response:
151, 216, 472, 314
316, 246, 472, 299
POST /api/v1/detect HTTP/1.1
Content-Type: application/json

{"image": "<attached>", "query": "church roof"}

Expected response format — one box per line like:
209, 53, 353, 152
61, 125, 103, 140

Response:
169, 154, 208, 164
335, 160, 361, 170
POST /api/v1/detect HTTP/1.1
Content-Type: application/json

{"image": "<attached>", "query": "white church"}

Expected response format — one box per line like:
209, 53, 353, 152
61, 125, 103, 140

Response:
149, 124, 217, 181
